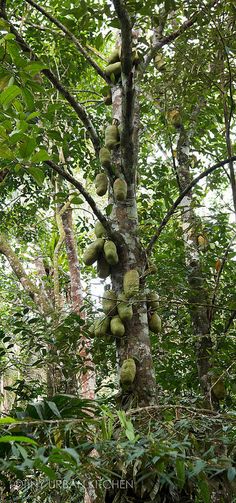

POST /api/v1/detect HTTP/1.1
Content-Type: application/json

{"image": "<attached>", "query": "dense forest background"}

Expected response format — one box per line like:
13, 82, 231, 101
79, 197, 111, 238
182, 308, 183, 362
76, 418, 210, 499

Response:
0, 0, 236, 501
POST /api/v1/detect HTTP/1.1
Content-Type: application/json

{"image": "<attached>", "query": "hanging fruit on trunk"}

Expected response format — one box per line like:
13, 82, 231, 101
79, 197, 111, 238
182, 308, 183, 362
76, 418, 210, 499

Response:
104, 240, 119, 265
147, 292, 160, 311
110, 315, 125, 337
117, 292, 133, 322
123, 269, 139, 298
97, 254, 110, 279
104, 92, 112, 105
104, 62, 121, 77
105, 125, 119, 150
99, 147, 111, 168
154, 54, 166, 71
108, 48, 120, 64
95, 221, 106, 238
120, 358, 136, 385
94, 316, 110, 337
197, 234, 208, 251
212, 377, 226, 400
102, 289, 117, 315
95, 173, 108, 196
83, 238, 104, 266
149, 312, 162, 334
113, 178, 127, 201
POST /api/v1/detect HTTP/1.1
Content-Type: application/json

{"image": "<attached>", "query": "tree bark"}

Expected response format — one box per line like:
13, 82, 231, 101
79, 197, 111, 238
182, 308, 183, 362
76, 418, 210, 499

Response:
176, 126, 218, 409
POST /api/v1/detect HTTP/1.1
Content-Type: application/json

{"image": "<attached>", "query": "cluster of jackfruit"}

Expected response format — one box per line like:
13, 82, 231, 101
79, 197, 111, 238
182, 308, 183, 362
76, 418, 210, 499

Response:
147, 291, 162, 334
104, 46, 140, 84
83, 221, 119, 278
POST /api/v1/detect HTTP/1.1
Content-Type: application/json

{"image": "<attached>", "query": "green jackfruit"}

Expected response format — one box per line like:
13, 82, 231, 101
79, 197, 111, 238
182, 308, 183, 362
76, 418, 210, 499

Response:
95, 173, 108, 196
147, 292, 160, 311
212, 378, 226, 400
120, 358, 136, 385
99, 147, 111, 168
105, 125, 119, 150
95, 221, 106, 238
97, 254, 110, 279
154, 54, 166, 71
104, 62, 121, 77
110, 315, 125, 337
117, 293, 133, 322
108, 48, 120, 64
123, 269, 139, 298
149, 312, 161, 334
102, 290, 117, 315
83, 238, 104, 266
113, 178, 127, 201
94, 316, 110, 337
104, 240, 119, 266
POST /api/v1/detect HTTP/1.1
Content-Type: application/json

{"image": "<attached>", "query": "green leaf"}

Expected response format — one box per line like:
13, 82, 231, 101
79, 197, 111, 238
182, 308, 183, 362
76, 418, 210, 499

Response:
46, 401, 61, 418
18, 138, 36, 159
27, 166, 45, 186
227, 466, 236, 482
0, 435, 37, 445
198, 477, 211, 503
105, 203, 113, 216
0, 417, 19, 424
0, 143, 15, 160
175, 459, 185, 489
31, 149, 49, 162
0, 85, 21, 108
24, 62, 48, 76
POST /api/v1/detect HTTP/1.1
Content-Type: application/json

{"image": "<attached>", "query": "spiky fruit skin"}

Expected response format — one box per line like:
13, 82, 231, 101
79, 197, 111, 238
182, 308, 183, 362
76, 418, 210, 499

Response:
108, 48, 120, 64
212, 378, 226, 400
102, 290, 117, 315
83, 239, 104, 266
117, 293, 133, 322
123, 270, 139, 298
94, 316, 110, 337
104, 62, 121, 77
99, 147, 111, 168
97, 254, 110, 279
120, 358, 136, 385
105, 125, 119, 150
95, 173, 108, 196
104, 240, 119, 266
95, 221, 106, 238
147, 292, 160, 311
110, 315, 125, 337
113, 178, 127, 201
149, 312, 161, 334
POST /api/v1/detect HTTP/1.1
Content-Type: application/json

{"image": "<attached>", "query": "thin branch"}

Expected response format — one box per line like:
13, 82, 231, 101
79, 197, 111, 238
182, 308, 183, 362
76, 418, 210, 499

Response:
25, 0, 109, 83
146, 155, 236, 255
142, 0, 220, 73
45, 160, 111, 234
113, 0, 136, 184
0, 11, 100, 153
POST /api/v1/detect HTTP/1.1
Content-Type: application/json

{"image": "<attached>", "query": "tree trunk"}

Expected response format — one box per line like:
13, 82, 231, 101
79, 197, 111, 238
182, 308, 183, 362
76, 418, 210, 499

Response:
108, 84, 156, 408
176, 126, 218, 408
62, 207, 95, 399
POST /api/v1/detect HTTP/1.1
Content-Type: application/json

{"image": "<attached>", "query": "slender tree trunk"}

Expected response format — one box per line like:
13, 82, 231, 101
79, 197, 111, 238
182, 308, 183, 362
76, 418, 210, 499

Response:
176, 127, 218, 408
62, 207, 95, 399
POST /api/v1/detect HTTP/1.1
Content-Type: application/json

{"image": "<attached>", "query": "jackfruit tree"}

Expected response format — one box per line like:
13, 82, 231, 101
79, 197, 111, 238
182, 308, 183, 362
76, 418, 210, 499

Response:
0, 0, 236, 501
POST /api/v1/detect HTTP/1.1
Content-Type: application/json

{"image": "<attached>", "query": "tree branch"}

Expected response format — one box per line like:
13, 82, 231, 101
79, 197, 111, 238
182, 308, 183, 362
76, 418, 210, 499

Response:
112, 0, 136, 184
142, 0, 220, 73
25, 0, 109, 83
146, 155, 236, 255
0, 234, 53, 314
45, 160, 111, 234
0, 11, 100, 154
